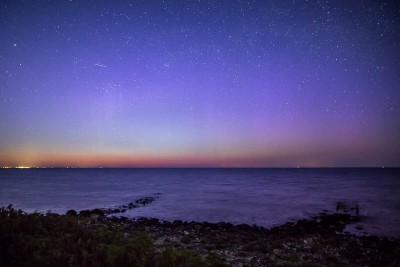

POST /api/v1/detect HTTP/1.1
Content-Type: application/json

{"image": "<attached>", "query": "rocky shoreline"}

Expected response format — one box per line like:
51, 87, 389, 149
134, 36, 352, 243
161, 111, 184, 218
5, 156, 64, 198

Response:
79, 211, 399, 266
1, 196, 399, 266
64, 196, 399, 266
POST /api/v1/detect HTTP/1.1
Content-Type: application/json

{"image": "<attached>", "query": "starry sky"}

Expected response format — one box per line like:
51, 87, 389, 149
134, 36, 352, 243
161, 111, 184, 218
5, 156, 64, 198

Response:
1, 0, 399, 168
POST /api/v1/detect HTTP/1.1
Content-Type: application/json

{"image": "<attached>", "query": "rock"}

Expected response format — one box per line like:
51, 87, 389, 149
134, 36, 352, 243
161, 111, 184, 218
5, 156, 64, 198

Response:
173, 220, 183, 226
135, 197, 156, 205
91, 208, 105, 216
351, 215, 362, 222
66, 209, 77, 216
78, 209, 91, 217
162, 220, 171, 226
78, 208, 105, 218
237, 224, 251, 231
149, 218, 159, 224
217, 222, 234, 230
319, 213, 350, 232
119, 216, 129, 223
137, 217, 149, 223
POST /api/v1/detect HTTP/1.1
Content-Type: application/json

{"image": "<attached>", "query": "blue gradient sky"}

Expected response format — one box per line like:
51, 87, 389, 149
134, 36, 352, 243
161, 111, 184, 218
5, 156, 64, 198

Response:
1, 0, 399, 167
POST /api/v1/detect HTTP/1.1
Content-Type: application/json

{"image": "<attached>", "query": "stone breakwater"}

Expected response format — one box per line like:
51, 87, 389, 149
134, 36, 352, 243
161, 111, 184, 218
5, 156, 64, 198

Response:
67, 193, 162, 217
64, 197, 400, 266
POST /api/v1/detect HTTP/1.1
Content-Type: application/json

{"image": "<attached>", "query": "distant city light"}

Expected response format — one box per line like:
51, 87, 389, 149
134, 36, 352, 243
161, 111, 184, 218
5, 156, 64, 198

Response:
0, 166, 33, 169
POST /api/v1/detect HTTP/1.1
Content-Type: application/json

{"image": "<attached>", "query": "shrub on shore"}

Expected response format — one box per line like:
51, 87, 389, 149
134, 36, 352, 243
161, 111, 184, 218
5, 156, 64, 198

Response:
0, 205, 226, 267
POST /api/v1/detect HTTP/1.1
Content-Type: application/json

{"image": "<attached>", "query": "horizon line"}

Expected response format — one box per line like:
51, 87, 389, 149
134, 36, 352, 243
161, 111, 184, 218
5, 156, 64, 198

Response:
1, 166, 397, 169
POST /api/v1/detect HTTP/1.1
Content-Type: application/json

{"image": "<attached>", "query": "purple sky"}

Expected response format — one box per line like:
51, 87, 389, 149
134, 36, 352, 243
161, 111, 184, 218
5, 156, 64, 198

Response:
1, 0, 399, 167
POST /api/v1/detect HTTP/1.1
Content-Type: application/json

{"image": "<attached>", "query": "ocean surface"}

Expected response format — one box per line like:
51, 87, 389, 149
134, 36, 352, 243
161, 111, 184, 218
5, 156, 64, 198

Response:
1, 168, 399, 238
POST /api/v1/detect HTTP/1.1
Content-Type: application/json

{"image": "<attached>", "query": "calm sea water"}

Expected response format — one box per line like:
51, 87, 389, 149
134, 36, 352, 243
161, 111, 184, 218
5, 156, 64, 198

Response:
0, 168, 399, 238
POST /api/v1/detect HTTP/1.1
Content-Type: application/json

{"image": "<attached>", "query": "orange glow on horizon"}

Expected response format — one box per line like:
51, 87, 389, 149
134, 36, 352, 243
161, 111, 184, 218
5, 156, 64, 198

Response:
1, 142, 397, 168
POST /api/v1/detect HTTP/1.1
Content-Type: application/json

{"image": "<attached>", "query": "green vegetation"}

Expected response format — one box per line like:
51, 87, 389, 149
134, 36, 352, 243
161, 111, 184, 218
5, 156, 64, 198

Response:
0, 205, 226, 267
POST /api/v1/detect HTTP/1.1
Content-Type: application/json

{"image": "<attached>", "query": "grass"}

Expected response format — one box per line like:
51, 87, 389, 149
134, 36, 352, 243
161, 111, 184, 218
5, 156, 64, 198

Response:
0, 205, 227, 267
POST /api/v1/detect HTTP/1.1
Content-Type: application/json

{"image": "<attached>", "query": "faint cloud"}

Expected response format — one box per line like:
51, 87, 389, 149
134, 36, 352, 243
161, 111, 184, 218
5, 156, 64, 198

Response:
94, 63, 107, 68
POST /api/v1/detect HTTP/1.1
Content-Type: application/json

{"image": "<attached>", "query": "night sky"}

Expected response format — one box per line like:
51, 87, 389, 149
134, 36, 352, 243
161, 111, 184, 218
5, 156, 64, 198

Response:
1, 0, 399, 167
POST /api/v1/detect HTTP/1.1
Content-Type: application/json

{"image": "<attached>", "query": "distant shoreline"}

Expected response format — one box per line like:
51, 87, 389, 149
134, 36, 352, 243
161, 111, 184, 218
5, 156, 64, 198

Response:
2, 166, 399, 169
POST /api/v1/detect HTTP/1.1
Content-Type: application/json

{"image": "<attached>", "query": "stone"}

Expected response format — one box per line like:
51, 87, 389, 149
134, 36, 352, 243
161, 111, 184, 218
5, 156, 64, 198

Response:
66, 209, 77, 216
